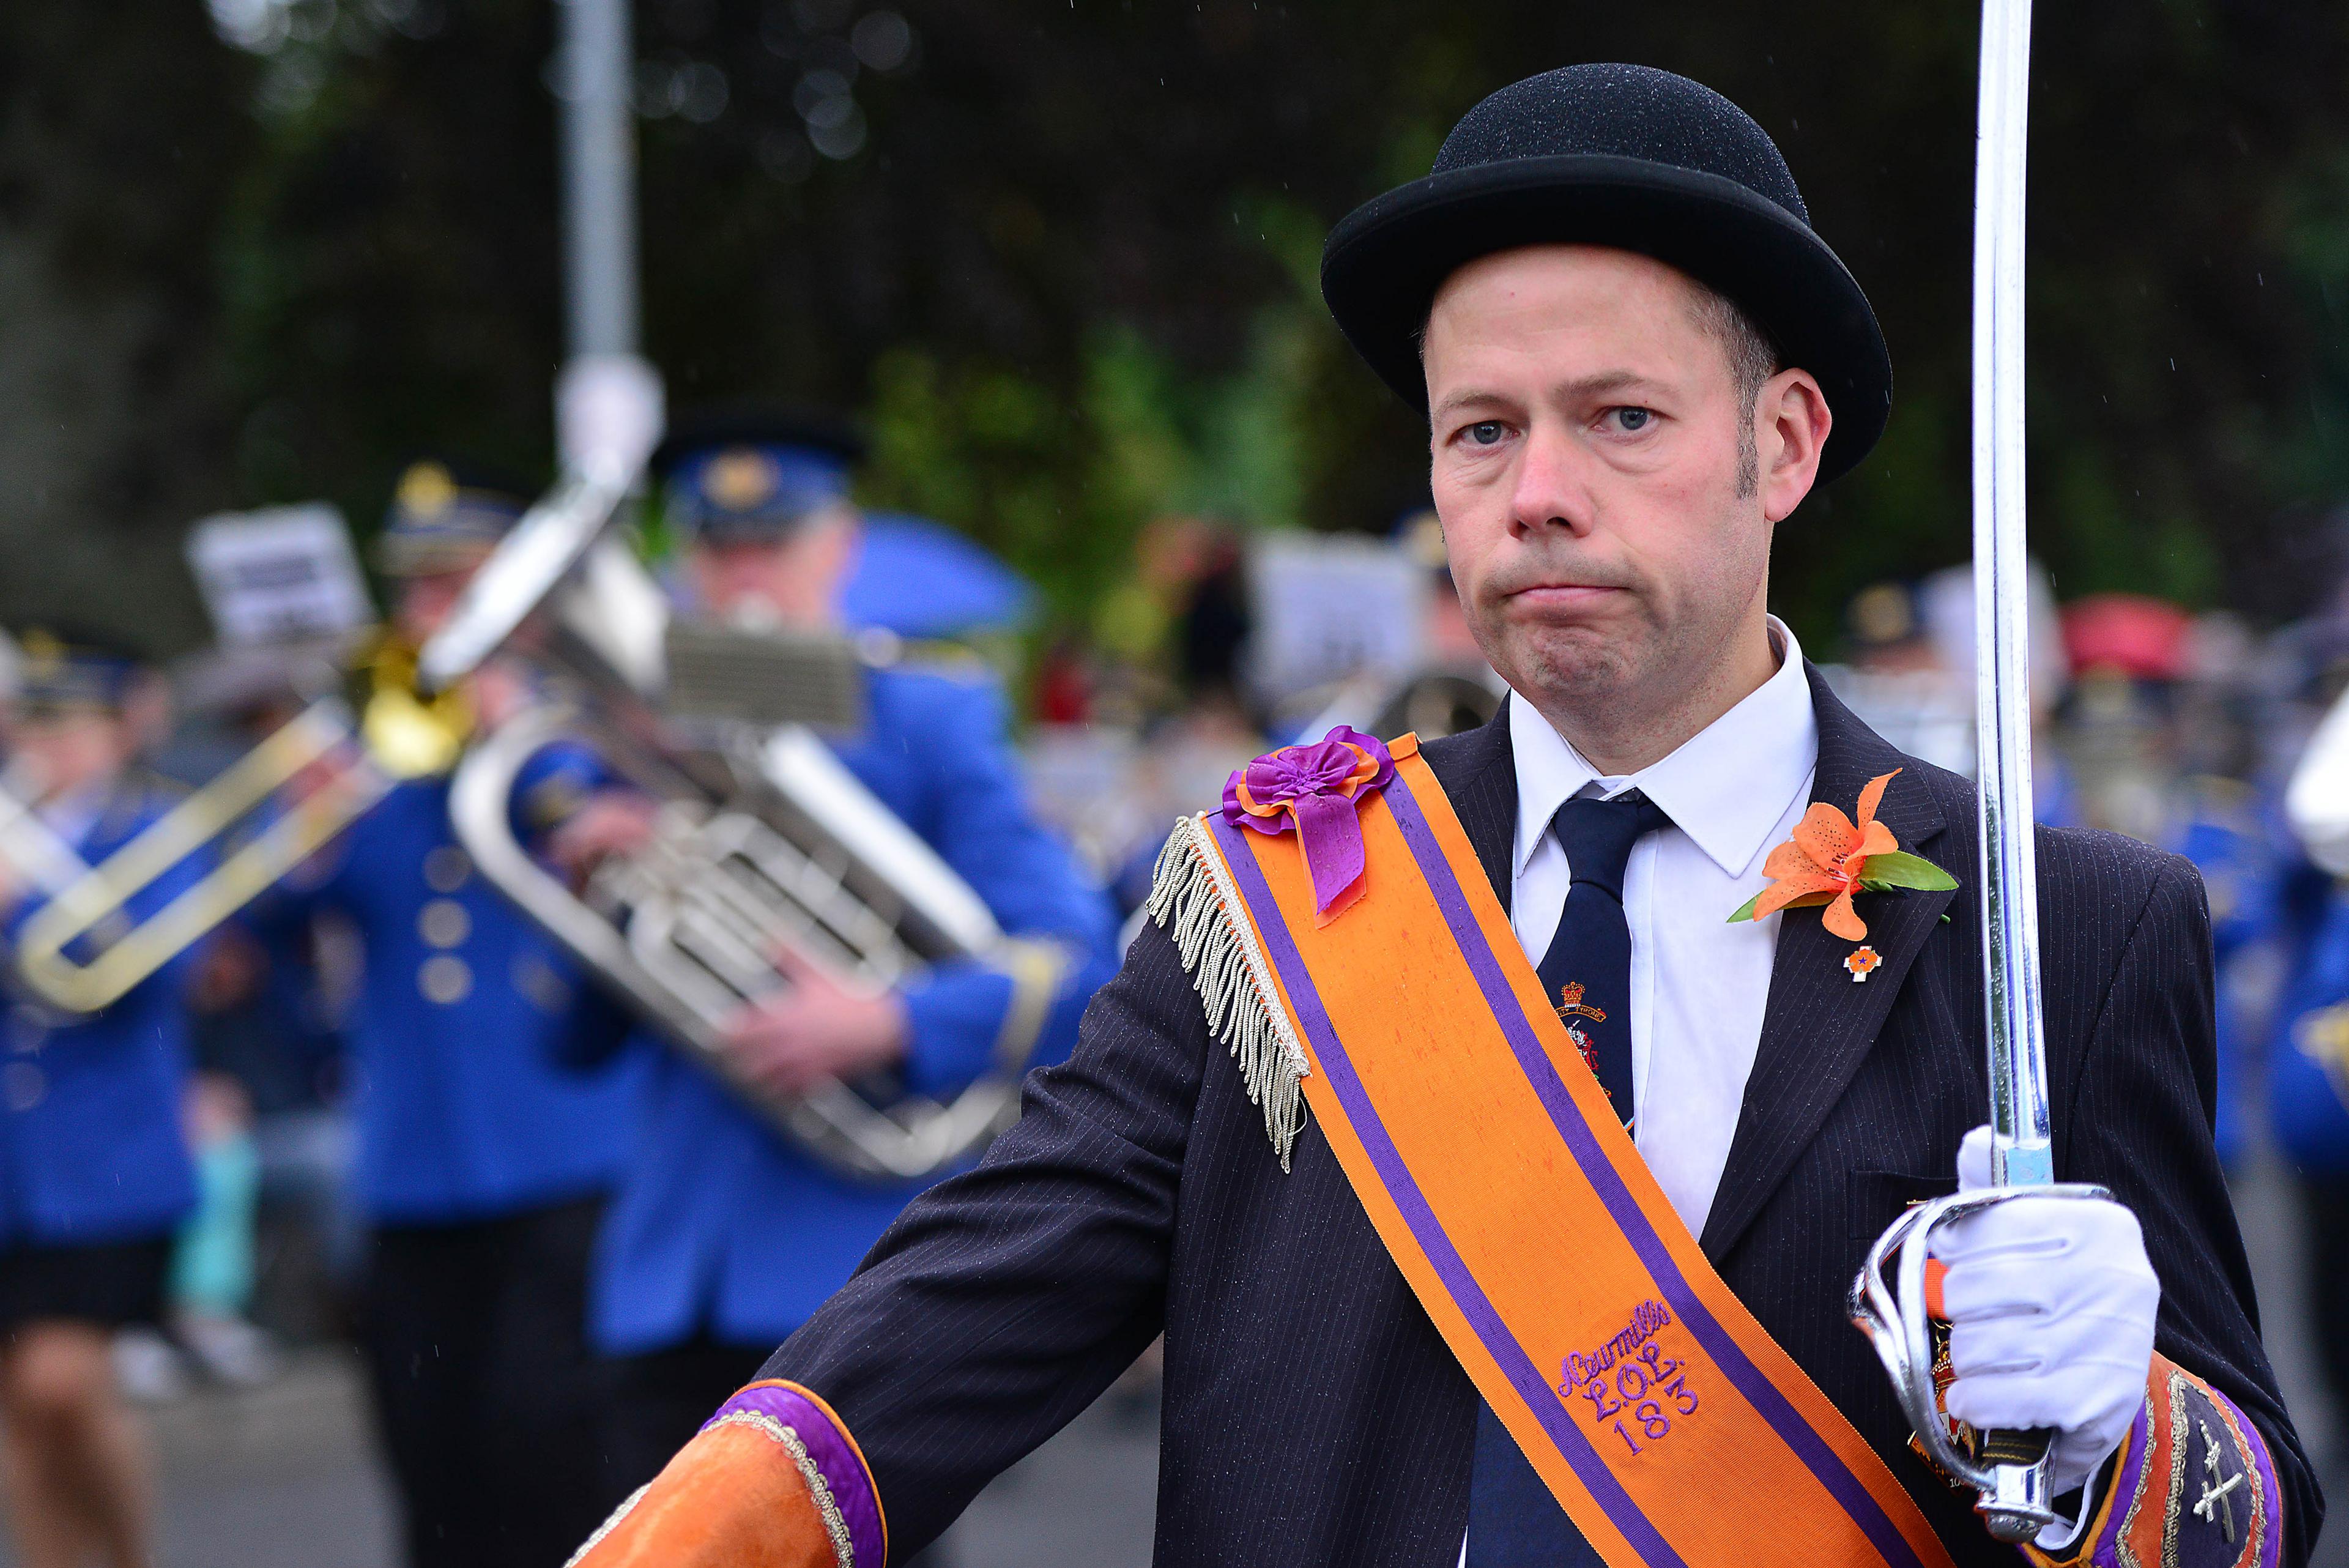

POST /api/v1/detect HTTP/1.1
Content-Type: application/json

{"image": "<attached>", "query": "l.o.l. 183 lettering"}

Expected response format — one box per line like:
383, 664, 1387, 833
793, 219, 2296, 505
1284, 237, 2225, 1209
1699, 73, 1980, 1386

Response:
1557, 1299, 1699, 1455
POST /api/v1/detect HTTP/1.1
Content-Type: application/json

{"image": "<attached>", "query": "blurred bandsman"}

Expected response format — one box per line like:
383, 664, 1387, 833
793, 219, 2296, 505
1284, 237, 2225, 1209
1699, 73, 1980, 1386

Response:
0, 630, 200, 1568
560, 415, 1119, 1492
261, 459, 634, 1568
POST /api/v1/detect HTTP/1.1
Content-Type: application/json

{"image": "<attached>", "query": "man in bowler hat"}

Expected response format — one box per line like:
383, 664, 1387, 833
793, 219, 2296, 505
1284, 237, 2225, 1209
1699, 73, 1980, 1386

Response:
571, 65, 2317, 1568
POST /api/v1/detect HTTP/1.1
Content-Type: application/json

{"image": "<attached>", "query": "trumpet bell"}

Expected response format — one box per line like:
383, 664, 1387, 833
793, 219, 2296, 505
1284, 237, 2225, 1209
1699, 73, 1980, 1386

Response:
358, 641, 475, 781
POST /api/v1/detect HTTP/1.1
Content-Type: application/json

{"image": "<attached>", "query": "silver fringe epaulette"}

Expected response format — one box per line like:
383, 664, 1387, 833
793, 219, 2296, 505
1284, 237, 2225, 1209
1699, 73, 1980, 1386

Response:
1147, 814, 1308, 1170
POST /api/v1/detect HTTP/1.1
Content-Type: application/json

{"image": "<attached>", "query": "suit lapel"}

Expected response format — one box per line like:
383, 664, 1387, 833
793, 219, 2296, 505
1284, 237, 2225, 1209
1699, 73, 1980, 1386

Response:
1419, 712, 1519, 913
1697, 666, 1953, 1261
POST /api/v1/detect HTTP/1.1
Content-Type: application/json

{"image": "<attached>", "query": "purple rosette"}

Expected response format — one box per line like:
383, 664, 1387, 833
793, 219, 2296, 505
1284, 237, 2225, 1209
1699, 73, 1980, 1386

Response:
1220, 726, 1397, 920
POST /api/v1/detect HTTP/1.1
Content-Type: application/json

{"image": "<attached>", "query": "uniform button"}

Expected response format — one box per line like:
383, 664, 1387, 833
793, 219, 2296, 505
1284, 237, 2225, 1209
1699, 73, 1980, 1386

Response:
423, 845, 472, 893
511, 953, 573, 1014
4, 1062, 45, 1112
418, 955, 473, 1005
418, 899, 472, 949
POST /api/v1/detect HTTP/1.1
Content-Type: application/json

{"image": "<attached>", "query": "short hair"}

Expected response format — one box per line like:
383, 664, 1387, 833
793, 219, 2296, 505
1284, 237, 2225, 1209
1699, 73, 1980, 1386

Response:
1684, 281, 1781, 497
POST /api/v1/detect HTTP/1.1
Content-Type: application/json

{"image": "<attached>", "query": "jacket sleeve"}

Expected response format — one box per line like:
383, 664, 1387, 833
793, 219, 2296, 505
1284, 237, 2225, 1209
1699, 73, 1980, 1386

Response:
891, 678, 1119, 1099
2051, 855, 2320, 1567
755, 911, 1206, 1557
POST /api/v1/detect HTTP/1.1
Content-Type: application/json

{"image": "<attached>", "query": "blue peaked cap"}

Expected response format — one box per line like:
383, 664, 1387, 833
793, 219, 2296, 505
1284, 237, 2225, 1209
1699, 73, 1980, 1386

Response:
664, 442, 856, 543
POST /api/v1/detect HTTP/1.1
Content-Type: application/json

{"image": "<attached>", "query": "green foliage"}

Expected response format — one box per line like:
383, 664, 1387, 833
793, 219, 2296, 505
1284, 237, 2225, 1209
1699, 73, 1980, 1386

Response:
860, 231, 1349, 633
1857, 852, 1960, 893
10, 2, 2349, 658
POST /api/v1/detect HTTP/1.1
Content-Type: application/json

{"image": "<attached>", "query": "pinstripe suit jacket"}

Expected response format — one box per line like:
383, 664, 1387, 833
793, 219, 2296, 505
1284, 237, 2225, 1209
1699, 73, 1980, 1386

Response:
766, 666, 2319, 1566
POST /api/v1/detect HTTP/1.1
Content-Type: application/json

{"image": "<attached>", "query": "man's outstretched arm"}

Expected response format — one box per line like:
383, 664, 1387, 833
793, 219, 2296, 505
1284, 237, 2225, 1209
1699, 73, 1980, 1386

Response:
574, 915, 1210, 1566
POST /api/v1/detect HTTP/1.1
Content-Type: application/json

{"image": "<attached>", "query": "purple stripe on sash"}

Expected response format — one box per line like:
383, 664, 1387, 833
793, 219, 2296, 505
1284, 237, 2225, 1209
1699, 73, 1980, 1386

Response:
1380, 776, 1929, 1568
703, 1382, 885, 1567
1208, 815, 1684, 1568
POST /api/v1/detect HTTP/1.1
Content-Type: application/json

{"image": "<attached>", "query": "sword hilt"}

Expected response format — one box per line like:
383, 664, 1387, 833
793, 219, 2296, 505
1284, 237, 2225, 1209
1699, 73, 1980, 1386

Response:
1975, 1426, 2054, 1468
1850, 1186, 2107, 1545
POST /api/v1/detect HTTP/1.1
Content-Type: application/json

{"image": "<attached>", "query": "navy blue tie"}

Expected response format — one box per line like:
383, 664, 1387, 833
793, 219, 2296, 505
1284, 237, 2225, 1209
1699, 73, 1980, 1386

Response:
1466, 790, 1669, 1567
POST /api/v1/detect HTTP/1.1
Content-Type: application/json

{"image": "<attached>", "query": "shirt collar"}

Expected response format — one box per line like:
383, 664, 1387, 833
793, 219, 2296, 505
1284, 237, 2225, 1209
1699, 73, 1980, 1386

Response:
1510, 617, 1819, 880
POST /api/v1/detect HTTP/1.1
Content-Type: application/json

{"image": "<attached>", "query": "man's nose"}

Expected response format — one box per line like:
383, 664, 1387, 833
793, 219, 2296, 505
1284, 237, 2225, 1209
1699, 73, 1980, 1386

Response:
1507, 423, 1595, 538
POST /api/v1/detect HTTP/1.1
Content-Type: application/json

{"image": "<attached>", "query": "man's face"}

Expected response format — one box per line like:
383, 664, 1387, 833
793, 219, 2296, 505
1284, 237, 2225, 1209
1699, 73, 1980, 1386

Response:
1423, 245, 1820, 729
8, 710, 132, 798
393, 562, 484, 647
689, 510, 856, 631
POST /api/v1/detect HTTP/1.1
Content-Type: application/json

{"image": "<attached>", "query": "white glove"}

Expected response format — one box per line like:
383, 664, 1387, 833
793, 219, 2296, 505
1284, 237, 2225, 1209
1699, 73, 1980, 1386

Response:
1929, 1127, 2158, 1510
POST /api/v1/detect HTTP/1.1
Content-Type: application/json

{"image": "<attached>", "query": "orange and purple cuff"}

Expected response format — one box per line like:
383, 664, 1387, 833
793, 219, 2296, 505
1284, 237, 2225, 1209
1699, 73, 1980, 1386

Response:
566, 1380, 886, 1568
2026, 1353, 2279, 1568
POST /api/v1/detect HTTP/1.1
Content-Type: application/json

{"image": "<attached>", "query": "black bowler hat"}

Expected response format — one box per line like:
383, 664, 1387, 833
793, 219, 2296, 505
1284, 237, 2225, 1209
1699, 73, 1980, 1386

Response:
1322, 63, 1891, 483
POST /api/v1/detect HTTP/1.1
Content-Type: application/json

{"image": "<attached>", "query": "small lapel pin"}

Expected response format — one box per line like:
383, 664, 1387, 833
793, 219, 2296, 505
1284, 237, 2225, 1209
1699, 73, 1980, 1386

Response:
1844, 945, 1883, 983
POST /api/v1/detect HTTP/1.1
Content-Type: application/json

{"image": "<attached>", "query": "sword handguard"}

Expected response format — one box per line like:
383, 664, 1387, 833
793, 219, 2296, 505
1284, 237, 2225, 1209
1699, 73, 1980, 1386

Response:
1849, 1183, 2110, 1544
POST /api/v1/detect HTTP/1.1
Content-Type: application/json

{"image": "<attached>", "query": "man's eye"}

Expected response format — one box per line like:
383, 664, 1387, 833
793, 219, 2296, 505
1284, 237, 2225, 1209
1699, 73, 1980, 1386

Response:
1608, 407, 1655, 433
1464, 421, 1508, 446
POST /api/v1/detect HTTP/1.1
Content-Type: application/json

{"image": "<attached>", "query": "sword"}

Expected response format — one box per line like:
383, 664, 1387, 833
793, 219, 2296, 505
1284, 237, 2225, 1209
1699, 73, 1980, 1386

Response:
1849, 0, 2111, 1544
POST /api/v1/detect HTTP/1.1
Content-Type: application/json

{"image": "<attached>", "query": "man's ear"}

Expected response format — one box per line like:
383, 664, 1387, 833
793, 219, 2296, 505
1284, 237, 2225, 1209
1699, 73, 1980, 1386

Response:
1757, 368, 1832, 524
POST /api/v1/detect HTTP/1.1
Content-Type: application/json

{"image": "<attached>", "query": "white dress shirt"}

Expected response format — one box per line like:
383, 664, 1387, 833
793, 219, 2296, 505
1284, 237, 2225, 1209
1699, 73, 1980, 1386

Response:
1507, 619, 1817, 1238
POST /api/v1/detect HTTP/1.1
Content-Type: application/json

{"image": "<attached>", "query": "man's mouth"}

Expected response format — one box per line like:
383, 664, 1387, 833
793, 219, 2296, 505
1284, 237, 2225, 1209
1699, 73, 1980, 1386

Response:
1507, 583, 1626, 612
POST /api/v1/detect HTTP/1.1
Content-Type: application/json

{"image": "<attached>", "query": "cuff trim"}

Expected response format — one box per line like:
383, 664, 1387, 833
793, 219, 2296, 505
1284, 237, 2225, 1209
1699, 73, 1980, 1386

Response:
703, 1380, 888, 1568
2027, 1353, 2277, 1568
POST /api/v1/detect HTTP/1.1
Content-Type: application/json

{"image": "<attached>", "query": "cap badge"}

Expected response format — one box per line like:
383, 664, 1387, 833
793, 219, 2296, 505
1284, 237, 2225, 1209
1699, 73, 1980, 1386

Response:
17, 629, 61, 678
397, 461, 457, 519
705, 447, 782, 512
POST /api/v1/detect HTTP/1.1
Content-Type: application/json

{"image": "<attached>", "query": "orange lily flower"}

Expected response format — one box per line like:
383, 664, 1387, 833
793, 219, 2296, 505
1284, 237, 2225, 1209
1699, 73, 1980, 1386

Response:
1751, 770, 1902, 942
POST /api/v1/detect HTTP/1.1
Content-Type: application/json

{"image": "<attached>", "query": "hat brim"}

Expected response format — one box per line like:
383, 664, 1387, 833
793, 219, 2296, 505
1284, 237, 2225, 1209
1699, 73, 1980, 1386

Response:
1321, 154, 1891, 485
374, 534, 499, 577
650, 407, 869, 481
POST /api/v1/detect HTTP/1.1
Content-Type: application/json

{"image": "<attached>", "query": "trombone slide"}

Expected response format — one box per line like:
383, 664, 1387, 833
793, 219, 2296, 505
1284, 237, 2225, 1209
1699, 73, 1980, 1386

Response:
9, 703, 396, 1016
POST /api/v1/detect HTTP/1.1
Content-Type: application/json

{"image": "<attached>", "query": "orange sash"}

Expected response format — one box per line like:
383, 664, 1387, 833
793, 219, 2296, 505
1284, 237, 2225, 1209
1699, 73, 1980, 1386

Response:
1186, 737, 1954, 1568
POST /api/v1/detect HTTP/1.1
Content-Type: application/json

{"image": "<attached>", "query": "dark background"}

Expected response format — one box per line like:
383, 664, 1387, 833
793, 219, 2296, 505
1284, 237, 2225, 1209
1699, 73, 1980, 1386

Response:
6, 0, 2348, 657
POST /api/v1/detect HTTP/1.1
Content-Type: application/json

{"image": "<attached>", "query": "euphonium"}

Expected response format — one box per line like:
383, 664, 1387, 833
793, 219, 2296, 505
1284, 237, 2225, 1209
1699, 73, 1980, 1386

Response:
443, 542, 1066, 1185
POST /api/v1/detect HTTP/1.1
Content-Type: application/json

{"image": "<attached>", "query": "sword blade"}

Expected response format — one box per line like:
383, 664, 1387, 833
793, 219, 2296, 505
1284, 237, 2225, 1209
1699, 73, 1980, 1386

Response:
1972, 0, 2054, 1190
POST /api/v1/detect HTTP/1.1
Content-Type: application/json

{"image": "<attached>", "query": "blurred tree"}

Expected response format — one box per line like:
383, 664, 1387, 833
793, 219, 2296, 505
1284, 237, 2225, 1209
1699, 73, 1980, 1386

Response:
218, 0, 565, 530
0, 4, 257, 650
15, 0, 2349, 660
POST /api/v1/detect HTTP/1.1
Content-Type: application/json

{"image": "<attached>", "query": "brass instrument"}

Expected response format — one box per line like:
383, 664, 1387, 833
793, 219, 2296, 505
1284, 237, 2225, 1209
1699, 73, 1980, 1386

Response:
1297, 661, 1506, 746
443, 542, 1066, 1184
2287, 678, 2349, 877
1368, 665, 1505, 742
3, 649, 456, 1015
0, 398, 657, 1016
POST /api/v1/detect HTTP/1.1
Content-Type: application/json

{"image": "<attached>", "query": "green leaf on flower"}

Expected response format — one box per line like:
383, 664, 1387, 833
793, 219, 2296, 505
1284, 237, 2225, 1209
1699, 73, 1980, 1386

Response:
1856, 851, 1958, 892
1726, 892, 1762, 923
